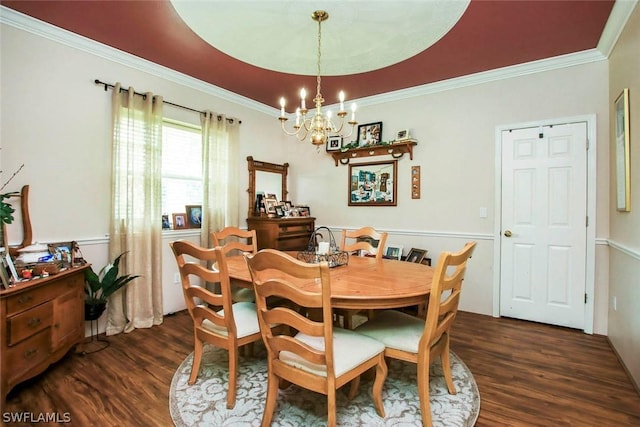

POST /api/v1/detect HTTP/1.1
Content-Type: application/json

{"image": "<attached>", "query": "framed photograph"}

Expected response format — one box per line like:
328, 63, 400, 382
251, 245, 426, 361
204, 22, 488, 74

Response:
282, 200, 293, 211
173, 213, 188, 230
357, 121, 383, 146
396, 129, 410, 141
614, 88, 631, 212
4, 253, 19, 283
406, 248, 427, 264
348, 160, 397, 206
0, 260, 10, 288
264, 197, 278, 214
385, 245, 403, 260
326, 135, 342, 152
274, 204, 285, 217
47, 242, 72, 265
162, 214, 171, 229
185, 205, 202, 228
298, 206, 311, 217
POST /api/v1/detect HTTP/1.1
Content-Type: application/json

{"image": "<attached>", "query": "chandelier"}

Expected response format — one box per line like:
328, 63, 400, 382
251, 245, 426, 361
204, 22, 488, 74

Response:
278, 10, 357, 147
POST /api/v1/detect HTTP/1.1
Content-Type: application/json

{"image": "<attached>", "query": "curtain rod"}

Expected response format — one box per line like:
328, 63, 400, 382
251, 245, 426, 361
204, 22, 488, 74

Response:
94, 79, 241, 124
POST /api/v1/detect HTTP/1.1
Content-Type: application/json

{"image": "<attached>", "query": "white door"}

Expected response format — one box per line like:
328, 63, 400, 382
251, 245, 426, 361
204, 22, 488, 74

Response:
500, 122, 587, 329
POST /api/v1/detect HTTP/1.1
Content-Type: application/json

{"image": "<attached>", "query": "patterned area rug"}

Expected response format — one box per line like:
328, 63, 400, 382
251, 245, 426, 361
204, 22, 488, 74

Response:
170, 343, 480, 426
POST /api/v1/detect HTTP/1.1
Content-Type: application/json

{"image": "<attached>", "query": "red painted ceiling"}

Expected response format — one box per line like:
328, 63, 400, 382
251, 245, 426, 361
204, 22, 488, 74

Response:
1, 0, 615, 107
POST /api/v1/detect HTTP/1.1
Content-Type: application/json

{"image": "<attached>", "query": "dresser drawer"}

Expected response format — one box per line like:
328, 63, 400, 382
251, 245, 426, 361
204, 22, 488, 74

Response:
7, 302, 53, 346
5, 277, 77, 316
5, 328, 51, 383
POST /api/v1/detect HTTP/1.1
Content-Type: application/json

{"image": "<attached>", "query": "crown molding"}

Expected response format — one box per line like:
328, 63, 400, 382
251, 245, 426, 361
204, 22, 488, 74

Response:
2, 3, 634, 115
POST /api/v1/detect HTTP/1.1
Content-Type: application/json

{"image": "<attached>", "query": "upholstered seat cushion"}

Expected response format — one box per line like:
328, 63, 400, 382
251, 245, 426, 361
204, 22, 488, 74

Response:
201, 301, 260, 338
279, 328, 385, 377
355, 309, 424, 353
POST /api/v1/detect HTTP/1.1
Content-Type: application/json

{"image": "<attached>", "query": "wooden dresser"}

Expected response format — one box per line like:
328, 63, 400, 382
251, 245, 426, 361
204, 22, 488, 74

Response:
0, 265, 88, 408
247, 217, 315, 251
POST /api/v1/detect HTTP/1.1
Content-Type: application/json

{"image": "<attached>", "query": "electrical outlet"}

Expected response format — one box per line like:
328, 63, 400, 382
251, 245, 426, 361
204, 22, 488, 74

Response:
612, 296, 617, 311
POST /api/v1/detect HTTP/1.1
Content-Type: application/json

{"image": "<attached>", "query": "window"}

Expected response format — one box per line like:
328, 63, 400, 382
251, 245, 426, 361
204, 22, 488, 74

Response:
162, 120, 202, 220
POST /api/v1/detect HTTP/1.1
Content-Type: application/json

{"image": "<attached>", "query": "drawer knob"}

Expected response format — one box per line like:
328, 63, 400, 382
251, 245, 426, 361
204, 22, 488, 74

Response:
18, 295, 33, 304
28, 317, 42, 328
23, 348, 38, 359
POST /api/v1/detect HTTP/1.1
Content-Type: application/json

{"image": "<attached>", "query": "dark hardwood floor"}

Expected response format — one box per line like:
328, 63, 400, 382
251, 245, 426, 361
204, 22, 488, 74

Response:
3, 310, 640, 426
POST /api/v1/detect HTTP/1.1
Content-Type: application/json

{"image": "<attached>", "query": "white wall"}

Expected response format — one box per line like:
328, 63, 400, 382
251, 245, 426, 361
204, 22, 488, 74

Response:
0, 12, 614, 338
607, 3, 640, 388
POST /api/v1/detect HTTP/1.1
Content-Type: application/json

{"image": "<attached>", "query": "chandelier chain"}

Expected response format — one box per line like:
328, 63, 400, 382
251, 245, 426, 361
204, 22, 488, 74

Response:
316, 16, 322, 103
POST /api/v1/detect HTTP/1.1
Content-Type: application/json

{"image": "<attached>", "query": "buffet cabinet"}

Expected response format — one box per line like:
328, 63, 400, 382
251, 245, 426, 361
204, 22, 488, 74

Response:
0, 265, 88, 408
247, 217, 315, 251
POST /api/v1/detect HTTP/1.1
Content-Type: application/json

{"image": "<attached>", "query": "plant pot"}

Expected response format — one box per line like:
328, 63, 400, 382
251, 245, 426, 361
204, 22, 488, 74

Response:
84, 302, 106, 321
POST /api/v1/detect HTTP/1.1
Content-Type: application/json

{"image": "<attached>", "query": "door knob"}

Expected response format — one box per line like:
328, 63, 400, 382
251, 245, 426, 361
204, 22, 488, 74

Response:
504, 230, 512, 237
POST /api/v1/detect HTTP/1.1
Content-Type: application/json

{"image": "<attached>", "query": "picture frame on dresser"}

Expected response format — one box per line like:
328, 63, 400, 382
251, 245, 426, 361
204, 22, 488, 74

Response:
4, 253, 19, 283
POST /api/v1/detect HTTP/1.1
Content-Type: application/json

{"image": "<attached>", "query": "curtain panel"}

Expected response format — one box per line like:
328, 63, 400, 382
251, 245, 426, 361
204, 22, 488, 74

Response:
107, 83, 164, 335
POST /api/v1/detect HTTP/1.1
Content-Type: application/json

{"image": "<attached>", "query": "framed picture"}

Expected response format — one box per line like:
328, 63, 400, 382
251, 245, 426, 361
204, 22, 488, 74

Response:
396, 129, 410, 141
357, 121, 383, 146
385, 245, 403, 260
282, 200, 293, 211
326, 135, 342, 152
173, 213, 187, 229
162, 214, 171, 229
348, 160, 397, 206
406, 248, 427, 264
298, 206, 311, 217
264, 197, 278, 214
47, 242, 72, 265
185, 205, 202, 228
614, 88, 631, 212
4, 253, 19, 283
0, 260, 10, 288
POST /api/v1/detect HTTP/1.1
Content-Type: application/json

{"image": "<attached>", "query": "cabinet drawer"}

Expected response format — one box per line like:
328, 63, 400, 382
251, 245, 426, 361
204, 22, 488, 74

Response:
5, 277, 77, 316
277, 235, 311, 251
5, 328, 51, 382
7, 302, 53, 346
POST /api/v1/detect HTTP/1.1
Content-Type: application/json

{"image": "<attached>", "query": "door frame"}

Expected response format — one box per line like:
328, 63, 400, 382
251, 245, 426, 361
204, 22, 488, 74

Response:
492, 114, 597, 334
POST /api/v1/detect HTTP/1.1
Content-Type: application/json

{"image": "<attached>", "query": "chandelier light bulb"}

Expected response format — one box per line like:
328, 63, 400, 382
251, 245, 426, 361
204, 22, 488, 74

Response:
300, 88, 306, 110
339, 91, 345, 112
279, 97, 286, 117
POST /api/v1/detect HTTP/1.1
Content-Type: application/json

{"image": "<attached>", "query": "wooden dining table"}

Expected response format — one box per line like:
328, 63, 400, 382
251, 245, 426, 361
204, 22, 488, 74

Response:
225, 252, 434, 310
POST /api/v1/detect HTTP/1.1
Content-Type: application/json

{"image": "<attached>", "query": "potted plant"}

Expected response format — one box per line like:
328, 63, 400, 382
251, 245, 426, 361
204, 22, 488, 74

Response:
84, 251, 139, 320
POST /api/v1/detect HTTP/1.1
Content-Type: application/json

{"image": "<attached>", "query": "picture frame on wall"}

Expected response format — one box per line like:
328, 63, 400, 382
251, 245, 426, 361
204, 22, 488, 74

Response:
614, 88, 631, 212
173, 213, 187, 229
357, 121, 383, 146
185, 205, 202, 228
326, 135, 342, 152
348, 160, 397, 206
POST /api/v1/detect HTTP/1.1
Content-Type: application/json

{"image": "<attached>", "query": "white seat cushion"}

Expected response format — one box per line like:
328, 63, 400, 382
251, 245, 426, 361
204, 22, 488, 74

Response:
279, 328, 385, 377
355, 310, 424, 354
201, 301, 260, 338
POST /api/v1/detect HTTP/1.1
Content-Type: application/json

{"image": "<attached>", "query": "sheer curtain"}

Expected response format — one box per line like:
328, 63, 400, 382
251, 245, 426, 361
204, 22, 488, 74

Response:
200, 111, 240, 247
107, 83, 164, 335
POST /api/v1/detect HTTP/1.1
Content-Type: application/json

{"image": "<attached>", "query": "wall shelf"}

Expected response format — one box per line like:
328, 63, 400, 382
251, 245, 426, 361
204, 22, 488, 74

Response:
330, 140, 417, 166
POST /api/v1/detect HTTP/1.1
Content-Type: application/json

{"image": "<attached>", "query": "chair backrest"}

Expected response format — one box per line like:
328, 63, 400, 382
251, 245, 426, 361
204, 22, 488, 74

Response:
244, 249, 337, 376
211, 227, 257, 256
421, 241, 476, 354
170, 240, 238, 336
340, 226, 388, 260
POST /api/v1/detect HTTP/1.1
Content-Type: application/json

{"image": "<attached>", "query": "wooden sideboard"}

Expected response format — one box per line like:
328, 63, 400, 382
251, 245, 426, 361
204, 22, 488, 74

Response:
247, 216, 315, 251
0, 265, 88, 408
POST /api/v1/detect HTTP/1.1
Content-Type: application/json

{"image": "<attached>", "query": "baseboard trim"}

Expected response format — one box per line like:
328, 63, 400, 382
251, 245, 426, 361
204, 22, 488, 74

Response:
607, 337, 640, 395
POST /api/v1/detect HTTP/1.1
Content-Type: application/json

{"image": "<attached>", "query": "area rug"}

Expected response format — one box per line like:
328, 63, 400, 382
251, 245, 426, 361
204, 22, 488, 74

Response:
170, 343, 480, 426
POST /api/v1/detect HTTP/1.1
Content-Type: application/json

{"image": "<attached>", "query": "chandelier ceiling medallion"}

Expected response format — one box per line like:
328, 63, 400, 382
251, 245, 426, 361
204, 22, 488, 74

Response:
278, 10, 356, 147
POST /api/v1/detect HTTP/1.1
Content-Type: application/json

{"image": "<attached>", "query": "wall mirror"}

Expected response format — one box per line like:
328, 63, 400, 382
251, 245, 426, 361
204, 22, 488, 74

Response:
247, 156, 289, 217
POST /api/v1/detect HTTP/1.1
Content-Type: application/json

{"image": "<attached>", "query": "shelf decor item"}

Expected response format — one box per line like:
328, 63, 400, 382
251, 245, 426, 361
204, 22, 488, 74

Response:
297, 226, 348, 268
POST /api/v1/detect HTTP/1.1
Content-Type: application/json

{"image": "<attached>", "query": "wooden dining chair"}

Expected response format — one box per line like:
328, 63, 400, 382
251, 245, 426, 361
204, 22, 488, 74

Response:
170, 240, 266, 409
354, 241, 477, 427
338, 226, 389, 328
211, 226, 257, 302
245, 249, 387, 427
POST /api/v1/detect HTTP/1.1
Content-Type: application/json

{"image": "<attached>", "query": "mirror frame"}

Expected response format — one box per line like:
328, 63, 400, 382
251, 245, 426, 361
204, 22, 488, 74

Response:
247, 156, 289, 218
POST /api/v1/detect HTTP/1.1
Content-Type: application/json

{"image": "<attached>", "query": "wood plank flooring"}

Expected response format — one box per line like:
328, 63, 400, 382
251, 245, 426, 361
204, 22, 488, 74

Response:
3, 310, 640, 426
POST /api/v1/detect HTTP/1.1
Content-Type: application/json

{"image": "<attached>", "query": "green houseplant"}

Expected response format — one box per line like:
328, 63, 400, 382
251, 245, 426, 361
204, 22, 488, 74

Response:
84, 252, 139, 320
